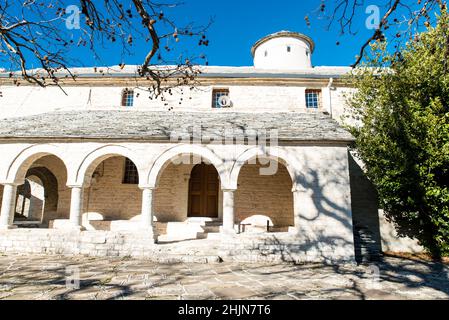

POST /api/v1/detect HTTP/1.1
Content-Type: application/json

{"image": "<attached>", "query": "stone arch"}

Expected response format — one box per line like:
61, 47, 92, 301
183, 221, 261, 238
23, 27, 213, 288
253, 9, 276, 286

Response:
232, 148, 296, 230
75, 145, 143, 186
147, 144, 229, 189
229, 147, 298, 190
6, 144, 68, 185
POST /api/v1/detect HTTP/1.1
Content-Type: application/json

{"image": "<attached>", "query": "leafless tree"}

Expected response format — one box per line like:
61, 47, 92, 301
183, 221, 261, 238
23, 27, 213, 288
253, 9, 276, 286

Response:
0, 0, 212, 97
308, 0, 448, 66
2, 0, 447, 97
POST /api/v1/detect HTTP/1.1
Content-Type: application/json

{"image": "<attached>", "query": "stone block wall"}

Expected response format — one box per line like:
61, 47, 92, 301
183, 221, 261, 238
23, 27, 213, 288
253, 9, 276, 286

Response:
82, 156, 142, 220
0, 229, 156, 258
0, 228, 354, 263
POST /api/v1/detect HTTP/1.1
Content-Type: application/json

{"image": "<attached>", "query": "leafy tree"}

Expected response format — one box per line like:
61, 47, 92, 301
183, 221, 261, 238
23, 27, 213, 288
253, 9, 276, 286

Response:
346, 9, 449, 258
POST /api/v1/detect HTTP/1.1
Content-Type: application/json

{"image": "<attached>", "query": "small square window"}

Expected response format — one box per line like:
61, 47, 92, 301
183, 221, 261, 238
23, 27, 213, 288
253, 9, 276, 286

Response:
123, 158, 139, 184
305, 89, 321, 109
212, 89, 230, 108
121, 89, 134, 107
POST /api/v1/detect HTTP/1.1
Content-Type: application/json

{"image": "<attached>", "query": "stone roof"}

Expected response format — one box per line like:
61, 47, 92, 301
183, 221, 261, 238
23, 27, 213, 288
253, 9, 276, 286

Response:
0, 110, 355, 143
0, 65, 352, 80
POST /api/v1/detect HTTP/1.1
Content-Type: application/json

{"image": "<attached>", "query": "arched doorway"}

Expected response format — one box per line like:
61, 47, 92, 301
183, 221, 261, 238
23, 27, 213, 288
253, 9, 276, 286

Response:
188, 163, 219, 218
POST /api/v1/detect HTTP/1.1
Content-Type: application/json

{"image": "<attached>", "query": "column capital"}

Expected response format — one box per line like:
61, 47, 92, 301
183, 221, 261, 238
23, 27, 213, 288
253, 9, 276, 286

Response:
67, 184, 84, 189
222, 188, 237, 193
0, 182, 21, 187
138, 185, 157, 191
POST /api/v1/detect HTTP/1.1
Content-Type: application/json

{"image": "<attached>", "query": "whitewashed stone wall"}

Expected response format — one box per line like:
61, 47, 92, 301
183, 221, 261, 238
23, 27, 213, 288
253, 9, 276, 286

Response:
0, 84, 350, 119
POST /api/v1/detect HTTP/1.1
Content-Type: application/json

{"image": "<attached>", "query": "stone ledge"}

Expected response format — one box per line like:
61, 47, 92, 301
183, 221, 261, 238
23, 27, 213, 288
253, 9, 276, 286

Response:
0, 229, 355, 264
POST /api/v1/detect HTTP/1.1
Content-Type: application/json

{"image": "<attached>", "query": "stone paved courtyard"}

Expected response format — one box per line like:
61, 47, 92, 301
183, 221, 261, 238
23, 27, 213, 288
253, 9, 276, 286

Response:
0, 253, 448, 300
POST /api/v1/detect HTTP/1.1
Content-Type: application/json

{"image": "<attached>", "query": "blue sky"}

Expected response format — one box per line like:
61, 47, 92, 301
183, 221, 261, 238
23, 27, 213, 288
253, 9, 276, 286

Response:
2, 1, 429, 69
177, 0, 372, 67
64, 0, 391, 68
98, 0, 377, 67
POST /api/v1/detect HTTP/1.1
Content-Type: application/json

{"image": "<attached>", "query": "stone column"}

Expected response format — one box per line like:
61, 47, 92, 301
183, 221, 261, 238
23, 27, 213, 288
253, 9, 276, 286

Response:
140, 187, 156, 241
222, 189, 236, 234
69, 186, 84, 229
0, 184, 18, 230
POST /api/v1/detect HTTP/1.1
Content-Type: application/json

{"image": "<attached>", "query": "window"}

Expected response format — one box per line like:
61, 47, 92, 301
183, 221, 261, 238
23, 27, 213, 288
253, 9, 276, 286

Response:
264, 50, 268, 57
287, 46, 291, 52
123, 158, 139, 184
121, 89, 134, 107
212, 88, 230, 108
305, 89, 321, 109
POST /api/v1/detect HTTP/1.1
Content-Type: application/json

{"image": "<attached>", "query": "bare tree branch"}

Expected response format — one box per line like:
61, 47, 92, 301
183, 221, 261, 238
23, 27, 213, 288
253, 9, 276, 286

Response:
0, 0, 211, 99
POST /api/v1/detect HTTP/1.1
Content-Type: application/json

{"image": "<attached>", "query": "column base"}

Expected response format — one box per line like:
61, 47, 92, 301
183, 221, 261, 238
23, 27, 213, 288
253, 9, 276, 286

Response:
138, 226, 157, 243
52, 219, 85, 231
65, 225, 85, 232
220, 226, 238, 236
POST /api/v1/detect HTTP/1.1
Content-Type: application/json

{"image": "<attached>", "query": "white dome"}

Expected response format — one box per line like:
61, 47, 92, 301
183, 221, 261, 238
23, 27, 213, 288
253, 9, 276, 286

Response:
251, 31, 314, 70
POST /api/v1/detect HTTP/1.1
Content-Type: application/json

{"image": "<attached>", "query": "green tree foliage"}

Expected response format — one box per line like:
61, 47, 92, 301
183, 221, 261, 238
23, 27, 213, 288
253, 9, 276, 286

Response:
347, 10, 449, 258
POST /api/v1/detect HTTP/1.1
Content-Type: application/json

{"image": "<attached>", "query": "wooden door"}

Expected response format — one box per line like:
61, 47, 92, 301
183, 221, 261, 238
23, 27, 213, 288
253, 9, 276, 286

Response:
188, 164, 219, 217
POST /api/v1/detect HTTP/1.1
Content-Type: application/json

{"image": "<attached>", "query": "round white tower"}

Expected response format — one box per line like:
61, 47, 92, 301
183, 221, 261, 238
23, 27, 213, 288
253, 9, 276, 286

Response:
251, 31, 315, 70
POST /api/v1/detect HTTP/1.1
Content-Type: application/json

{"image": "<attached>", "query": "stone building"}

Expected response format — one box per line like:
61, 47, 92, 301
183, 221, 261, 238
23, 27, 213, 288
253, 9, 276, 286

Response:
0, 31, 421, 263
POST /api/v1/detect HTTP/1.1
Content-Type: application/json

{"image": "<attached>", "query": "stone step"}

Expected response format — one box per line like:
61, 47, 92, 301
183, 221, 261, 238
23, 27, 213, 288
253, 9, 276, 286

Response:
196, 232, 222, 240
155, 219, 223, 242
202, 225, 221, 233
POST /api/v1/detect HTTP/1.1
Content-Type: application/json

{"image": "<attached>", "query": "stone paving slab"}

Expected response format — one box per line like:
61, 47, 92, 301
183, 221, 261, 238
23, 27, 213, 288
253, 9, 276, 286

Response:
0, 254, 448, 300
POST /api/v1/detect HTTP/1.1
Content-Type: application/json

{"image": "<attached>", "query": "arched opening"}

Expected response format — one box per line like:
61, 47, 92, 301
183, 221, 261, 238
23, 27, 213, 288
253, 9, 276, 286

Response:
153, 154, 223, 242
235, 158, 294, 233
8, 155, 68, 228
81, 155, 141, 230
